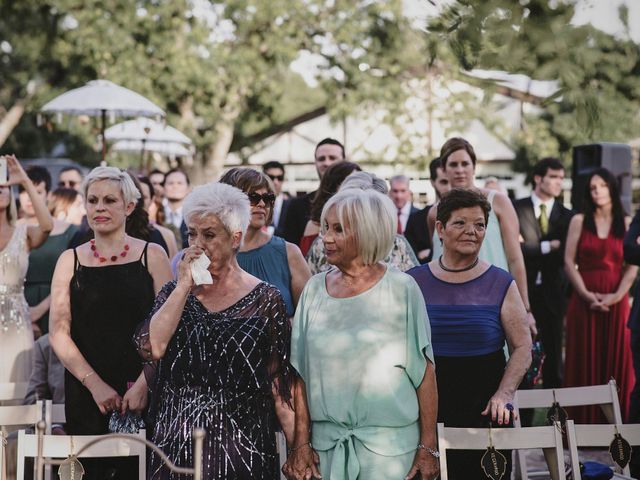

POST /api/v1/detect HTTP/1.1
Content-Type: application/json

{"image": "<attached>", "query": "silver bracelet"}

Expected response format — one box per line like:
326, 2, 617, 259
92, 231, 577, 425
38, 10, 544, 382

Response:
417, 443, 440, 458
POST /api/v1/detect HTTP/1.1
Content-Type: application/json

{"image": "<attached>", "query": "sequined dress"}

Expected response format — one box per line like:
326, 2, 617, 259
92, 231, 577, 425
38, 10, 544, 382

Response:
0, 224, 34, 383
136, 281, 294, 480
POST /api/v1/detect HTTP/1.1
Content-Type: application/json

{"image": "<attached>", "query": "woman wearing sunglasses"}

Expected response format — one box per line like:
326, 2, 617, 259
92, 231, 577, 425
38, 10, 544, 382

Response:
220, 168, 311, 318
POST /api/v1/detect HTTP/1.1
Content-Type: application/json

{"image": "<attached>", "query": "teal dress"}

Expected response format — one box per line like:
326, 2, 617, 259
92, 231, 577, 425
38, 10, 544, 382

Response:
24, 224, 78, 333
291, 267, 434, 480
432, 189, 508, 270
237, 235, 295, 317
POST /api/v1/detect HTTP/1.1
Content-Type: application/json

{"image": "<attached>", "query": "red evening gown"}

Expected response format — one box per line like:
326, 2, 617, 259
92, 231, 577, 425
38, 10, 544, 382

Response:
564, 227, 634, 422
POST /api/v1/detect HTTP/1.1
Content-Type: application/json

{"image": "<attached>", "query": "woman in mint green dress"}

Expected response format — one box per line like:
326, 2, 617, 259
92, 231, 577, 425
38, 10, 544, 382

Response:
284, 189, 439, 480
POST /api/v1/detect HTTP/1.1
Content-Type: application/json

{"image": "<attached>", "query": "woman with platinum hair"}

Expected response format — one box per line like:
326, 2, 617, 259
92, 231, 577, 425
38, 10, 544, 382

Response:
284, 188, 438, 480
51, 166, 171, 478
306, 171, 419, 274
136, 182, 295, 479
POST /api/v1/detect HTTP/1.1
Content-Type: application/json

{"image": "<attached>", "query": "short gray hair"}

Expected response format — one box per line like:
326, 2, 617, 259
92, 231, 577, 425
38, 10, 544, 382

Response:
82, 167, 140, 206
340, 171, 388, 194
389, 175, 410, 187
182, 182, 250, 238
321, 189, 395, 266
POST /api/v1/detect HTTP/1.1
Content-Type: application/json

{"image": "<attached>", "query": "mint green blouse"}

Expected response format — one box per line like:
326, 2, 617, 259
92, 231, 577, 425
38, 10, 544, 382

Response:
291, 267, 434, 479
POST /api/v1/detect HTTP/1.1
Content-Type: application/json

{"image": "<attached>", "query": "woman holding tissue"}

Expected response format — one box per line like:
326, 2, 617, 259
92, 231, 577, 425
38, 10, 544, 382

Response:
50, 167, 171, 479
135, 182, 295, 479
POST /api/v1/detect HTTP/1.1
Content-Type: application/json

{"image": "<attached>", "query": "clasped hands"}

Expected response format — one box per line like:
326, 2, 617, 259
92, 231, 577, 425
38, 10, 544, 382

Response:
584, 291, 618, 312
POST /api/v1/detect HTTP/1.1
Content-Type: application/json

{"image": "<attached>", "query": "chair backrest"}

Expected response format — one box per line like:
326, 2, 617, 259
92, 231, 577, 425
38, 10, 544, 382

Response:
566, 420, 640, 479
16, 430, 146, 480
513, 381, 622, 479
437, 423, 566, 480
0, 403, 43, 429
0, 383, 28, 403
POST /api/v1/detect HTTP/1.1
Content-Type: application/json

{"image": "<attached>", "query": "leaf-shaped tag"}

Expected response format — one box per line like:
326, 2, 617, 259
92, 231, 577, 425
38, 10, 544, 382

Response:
546, 401, 568, 428
609, 433, 633, 469
481, 446, 507, 480
58, 455, 85, 480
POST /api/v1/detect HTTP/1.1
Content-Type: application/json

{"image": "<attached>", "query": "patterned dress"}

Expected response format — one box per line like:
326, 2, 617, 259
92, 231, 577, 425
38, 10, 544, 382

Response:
136, 281, 294, 479
0, 224, 33, 383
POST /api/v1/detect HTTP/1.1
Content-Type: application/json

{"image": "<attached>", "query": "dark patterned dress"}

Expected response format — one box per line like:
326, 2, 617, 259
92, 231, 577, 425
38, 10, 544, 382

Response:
135, 281, 294, 479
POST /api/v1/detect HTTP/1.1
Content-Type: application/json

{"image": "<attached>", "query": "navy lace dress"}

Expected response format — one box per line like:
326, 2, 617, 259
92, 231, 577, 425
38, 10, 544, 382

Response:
407, 264, 513, 480
135, 281, 293, 480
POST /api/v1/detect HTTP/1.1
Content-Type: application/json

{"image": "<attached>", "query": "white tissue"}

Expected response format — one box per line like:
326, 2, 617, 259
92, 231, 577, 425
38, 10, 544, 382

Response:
190, 253, 213, 285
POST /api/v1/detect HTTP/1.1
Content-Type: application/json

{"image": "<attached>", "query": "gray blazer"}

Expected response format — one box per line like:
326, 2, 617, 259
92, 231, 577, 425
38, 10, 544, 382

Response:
24, 334, 65, 405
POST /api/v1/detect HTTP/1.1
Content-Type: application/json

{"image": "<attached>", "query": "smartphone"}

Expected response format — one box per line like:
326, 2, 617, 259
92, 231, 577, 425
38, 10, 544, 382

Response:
0, 157, 7, 185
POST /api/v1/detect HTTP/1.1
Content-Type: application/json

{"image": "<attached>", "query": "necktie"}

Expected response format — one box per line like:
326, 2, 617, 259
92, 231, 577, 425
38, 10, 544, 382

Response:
397, 209, 403, 234
539, 203, 549, 236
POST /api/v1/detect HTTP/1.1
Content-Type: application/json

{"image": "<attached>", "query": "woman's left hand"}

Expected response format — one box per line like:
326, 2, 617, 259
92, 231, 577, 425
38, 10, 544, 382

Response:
595, 292, 619, 308
405, 448, 439, 480
121, 378, 148, 415
481, 389, 516, 426
3, 154, 29, 186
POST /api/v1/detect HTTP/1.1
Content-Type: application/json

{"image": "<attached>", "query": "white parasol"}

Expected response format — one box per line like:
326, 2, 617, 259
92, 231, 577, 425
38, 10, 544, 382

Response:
40, 80, 165, 161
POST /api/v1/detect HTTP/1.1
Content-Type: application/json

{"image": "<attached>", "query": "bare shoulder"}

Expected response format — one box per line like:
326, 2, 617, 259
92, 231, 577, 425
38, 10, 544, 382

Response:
53, 249, 75, 278
285, 240, 303, 258
570, 213, 584, 227
489, 190, 515, 211
625, 215, 632, 229
147, 241, 169, 260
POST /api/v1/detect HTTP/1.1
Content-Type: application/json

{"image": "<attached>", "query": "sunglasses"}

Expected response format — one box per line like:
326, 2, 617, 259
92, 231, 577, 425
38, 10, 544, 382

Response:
247, 192, 276, 206
58, 180, 78, 188
267, 174, 284, 182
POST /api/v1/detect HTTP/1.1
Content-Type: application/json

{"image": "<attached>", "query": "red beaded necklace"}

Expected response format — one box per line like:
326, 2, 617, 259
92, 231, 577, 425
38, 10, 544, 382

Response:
90, 238, 130, 263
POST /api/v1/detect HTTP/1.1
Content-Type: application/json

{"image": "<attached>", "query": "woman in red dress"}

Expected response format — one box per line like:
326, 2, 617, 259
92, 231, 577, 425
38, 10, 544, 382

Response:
564, 168, 636, 422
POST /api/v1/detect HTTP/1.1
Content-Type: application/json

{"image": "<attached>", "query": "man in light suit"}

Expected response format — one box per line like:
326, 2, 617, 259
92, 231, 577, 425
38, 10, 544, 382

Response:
514, 158, 573, 389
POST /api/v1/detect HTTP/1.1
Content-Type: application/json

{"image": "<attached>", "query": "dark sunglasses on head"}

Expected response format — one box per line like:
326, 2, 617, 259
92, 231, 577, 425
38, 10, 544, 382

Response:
267, 174, 284, 182
247, 192, 276, 206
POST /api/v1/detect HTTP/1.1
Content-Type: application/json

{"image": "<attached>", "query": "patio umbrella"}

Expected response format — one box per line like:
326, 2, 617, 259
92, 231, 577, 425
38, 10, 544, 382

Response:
40, 80, 165, 161
111, 139, 192, 158
105, 117, 191, 145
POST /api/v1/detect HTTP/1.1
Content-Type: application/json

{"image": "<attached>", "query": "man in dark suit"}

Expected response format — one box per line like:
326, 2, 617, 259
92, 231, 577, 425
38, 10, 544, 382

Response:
405, 158, 450, 263
389, 175, 418, 234
262, 160, 290, 237
514, 157, 573, 389
623, 208, 640, 477
279, 138, 345, 245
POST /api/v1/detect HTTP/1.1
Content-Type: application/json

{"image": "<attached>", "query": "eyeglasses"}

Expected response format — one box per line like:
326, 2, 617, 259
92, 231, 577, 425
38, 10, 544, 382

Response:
58, 180, 78, 188
267, 174, 284, 182
247, 192, 276, 206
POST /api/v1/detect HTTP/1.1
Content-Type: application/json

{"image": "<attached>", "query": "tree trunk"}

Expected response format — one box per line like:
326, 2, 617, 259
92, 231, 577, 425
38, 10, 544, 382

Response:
202, 118, 235, 182
0, 100, 26, 147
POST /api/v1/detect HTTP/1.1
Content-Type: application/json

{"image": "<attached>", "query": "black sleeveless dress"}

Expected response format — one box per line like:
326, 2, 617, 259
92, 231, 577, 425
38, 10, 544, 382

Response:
65, 243, 155, 479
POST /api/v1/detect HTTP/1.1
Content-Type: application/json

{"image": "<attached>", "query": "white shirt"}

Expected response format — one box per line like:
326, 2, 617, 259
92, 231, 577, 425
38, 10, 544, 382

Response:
531, 192, 555, 255
272, 193, 285, 229
398, 201, 413, 233
162, 198, 184, 229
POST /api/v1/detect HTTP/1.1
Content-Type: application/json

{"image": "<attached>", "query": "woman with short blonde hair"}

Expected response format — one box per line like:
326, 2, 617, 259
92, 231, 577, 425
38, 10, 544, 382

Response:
285, 188, 439, 480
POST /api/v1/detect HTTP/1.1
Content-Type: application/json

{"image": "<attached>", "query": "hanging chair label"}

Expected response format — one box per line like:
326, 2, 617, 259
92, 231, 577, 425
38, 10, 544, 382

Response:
609, 433, 632, 469
58, 455, 85, 480
481, 446, 507, 480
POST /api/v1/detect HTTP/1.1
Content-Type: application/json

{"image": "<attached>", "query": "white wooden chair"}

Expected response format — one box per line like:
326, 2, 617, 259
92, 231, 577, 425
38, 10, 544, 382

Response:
0, 383, 28, 404
437, 423, 567, 480
566, 420, 640, 480
513, 380, 622, 479
16, 429, 146, 480
0, 402, 45, 480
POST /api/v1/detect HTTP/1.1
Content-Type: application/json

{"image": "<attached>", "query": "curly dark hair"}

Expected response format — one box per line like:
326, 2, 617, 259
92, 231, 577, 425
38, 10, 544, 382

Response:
436, 188, 491, 226
309, 161, 361, 223
125, 172, 151, 241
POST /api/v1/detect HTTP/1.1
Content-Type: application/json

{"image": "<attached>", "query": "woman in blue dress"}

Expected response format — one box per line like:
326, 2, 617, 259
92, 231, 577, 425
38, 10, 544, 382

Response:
409, 188, 531, 479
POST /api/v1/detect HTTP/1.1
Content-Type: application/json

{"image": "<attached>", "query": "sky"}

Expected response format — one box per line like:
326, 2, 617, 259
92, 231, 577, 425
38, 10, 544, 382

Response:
404, 0, 640, 42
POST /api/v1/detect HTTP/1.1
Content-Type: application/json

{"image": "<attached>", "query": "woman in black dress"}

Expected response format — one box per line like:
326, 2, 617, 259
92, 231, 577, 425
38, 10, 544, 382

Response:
135, 182, 295, 479
50, 166, 172, 479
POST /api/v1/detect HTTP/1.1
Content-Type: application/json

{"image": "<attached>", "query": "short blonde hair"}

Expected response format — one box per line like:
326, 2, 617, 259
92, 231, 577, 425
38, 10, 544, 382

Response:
82, 167, 140, 206
321, 189, 395, 266
182, 182, 250, 238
